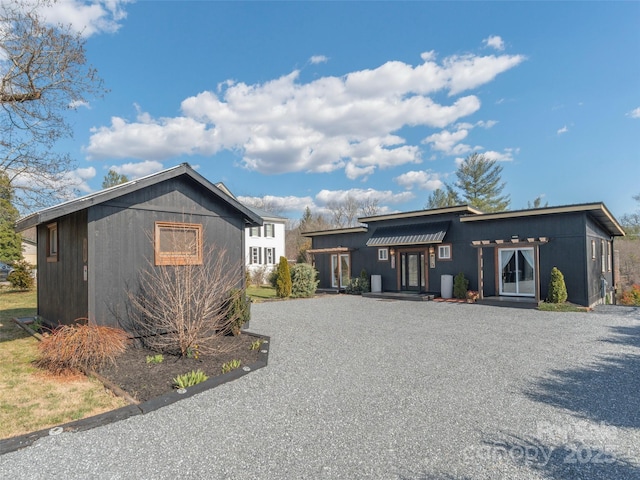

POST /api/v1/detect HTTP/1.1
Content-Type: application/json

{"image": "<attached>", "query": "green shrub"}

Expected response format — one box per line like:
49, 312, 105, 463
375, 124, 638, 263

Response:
547, 266, 568, 303
250, 339, 263, 351
225, 288, 250, 336
7, 260, 34, 290
453, 272, 469, 299
267, 268, 278, 288
345, 270, 370, 295
221, 359, 242, 374
275, 256, 292, 298
173, 369, 208, 389
290, 263, 319, 298
619, 284, 640, 306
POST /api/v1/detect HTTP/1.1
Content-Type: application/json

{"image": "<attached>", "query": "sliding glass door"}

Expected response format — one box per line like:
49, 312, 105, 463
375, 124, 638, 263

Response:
499, 248, 535, 296
331, 253, 350, 288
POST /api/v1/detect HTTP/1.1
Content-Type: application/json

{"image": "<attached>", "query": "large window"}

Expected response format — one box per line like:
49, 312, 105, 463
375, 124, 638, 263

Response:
46, 223, 58, 262
155, 222, 203, 266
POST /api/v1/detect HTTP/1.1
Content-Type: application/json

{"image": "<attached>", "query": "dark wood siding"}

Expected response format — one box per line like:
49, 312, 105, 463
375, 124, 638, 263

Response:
88, 176, 245, 328
585, 216, 614, 306
37, 210, 88, 324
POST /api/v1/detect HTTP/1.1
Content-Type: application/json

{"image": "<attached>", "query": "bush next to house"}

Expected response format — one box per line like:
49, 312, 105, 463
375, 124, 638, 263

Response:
290, 263, 319, 298
275, 256, 292, 298
619, 284, 640, 306
7, 260, 34, 290
225, 288, 251, 335
36, 323, 129, 374
547, 266, 568, 303
345, 269, 370, 295
453, 272, 469, 299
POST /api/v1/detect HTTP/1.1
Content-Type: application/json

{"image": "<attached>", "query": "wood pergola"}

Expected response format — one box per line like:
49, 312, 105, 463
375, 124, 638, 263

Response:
470, 237, 549, 302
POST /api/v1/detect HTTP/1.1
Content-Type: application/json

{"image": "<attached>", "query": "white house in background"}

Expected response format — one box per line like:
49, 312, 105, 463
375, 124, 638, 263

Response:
214, 183, 286, 284
244, 208, 287, 283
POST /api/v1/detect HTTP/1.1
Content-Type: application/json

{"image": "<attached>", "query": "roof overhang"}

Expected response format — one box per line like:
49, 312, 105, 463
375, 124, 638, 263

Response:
359, 205, 482, 223
15, 163, 263, 231
302, 227, 368, 237
460, 203, 625, 237
366, 222, 449, 247
306, 247, 352, 254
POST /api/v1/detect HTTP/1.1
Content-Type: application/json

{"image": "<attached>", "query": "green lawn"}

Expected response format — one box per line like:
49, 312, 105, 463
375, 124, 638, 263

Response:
246, 285, 278, 301
0, 288, 127, 440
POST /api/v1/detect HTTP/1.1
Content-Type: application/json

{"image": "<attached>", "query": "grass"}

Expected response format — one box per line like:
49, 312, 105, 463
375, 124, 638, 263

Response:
0, 288, 128, 440
537, 302, 590, 312
246, 285, 278, 301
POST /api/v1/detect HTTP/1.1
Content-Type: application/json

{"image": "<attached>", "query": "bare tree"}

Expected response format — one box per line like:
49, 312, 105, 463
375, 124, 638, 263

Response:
1, 1, 106, 211
126, 240, 245, 357
325, 195, 382, 228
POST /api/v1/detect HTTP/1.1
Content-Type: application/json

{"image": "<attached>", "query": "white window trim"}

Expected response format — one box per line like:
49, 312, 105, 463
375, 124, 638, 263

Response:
378, 248, 388, 261
437, 244, 452, 260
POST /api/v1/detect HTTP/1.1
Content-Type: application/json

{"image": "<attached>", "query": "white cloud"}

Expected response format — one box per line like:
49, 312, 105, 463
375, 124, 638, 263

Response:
424, 129, 472, 156
110, 160, 164, 179
315, 188, 413, 206
32, 0, 131, 37
310, 55, 329, 64
482, 148, 517, 162
85, 48, 524, 180
483, 35, 505, 51
393, 170, 443, 191
627, 107, 640, 119
69, 99, 90, 109
557, 125, 569, 135
238, 195, 315, 214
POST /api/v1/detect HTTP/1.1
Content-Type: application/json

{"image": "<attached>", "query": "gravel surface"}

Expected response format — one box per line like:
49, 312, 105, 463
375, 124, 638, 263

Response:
1, 296, 639, 479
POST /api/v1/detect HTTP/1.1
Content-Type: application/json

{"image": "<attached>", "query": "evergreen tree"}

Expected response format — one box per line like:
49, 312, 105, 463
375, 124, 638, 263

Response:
451, 153, 510, 212
547, 267, 568, 304
425, 187, 461, 209
102, 170, 129, 189
275, 256, 292, 298
0, 172, 22, 262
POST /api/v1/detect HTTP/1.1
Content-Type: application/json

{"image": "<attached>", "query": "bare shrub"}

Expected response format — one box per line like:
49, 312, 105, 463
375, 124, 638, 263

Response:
36, 322, 129, 374
126, 243, 247, 357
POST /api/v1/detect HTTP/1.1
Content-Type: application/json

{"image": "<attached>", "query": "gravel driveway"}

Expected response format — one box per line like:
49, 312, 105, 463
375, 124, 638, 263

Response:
1, 296, 639, 479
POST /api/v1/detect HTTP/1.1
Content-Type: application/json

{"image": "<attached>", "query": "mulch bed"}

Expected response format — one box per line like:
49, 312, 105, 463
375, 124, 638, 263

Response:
96, 334, 262, 403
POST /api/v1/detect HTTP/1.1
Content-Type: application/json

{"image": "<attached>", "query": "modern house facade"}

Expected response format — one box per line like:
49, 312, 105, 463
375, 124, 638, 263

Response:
304, 203, 625, 307
15, 163, 262, 328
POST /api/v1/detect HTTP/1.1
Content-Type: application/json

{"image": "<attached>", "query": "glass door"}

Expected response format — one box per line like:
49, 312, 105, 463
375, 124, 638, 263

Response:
401, 252, 422, 291
499, 248, 535, 296
331, 253, 350, 288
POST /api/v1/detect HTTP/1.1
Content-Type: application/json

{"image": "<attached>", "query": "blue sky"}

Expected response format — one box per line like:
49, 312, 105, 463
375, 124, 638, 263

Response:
35, 1, 640, 221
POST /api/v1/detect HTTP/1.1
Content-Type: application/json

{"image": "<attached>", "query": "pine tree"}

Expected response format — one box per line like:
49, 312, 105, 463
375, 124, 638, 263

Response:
102, 170, 129, 189
425, 187, 461, 209
0, 172, 22, 262
451, 153, 510, 212
275, 256, 292, 298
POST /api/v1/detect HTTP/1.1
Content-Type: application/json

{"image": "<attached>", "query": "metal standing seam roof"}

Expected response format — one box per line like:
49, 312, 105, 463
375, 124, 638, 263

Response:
366, 222, 449, 247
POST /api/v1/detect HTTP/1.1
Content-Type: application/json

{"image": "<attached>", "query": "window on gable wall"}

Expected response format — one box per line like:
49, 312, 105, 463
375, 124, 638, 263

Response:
46, 223, 58, 262
250, 226, 261, 237
154, 222, 203, 266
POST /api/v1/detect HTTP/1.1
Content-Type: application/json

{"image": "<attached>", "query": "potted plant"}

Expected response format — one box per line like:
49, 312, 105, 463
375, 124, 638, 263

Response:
466, 290, 479, 303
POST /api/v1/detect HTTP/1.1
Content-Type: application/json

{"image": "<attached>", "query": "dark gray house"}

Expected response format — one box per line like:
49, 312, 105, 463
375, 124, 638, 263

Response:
304, 203, 625, 307
15, 163, 262, 328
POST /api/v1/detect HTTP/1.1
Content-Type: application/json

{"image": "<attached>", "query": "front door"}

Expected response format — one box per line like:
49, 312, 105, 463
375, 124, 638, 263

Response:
499, 248, 535, 296
401, 252, 425, 292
